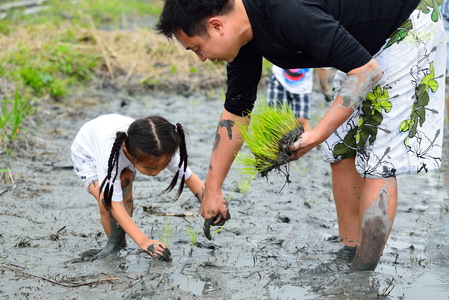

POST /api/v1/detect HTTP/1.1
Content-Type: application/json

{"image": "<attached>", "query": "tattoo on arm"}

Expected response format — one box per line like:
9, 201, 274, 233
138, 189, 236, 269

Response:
218, 119, 234, 140
213, 132, 221, 150
213, 119, 235, 150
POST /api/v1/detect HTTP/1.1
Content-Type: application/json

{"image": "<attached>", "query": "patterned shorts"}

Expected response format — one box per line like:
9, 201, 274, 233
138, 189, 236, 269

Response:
323, 2, 446, 178
266, 73, 310, 119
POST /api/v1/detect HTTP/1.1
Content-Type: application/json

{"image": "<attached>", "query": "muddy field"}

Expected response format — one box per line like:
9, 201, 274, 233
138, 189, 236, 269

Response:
1, 86, 449, 299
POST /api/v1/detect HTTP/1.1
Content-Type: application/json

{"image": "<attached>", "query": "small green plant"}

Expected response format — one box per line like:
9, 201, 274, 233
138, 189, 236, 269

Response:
237, 103, 303, 177
187, 225, 198, 255
0, 91, 33, 145
187, 225, 198, 247
237, 174, 255, 194
158, 218, 174, 249
0, 168, 14, 185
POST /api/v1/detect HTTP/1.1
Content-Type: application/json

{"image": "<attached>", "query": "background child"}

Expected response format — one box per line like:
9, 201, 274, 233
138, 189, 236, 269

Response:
71, 114, 204, 261
267, 66, 331, 131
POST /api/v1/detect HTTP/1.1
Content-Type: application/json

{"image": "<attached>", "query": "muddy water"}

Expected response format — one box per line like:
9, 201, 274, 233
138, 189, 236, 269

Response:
1, 88, 448, 299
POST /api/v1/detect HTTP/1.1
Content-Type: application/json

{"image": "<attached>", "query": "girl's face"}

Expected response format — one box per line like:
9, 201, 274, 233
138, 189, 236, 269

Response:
134, 154, 172, 177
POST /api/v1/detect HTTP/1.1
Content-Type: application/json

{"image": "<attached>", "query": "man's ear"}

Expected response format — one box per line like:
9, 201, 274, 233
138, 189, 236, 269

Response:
208, 17, 225, 34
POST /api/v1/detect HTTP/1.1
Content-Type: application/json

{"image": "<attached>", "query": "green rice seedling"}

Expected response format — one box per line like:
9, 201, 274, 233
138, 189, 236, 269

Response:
237, 174, 255, 194
291, 161, 307, 177
187, 225, 198, 248
187, 225, 198, 256
157, 218, 174, 249
237, 103, 303, 177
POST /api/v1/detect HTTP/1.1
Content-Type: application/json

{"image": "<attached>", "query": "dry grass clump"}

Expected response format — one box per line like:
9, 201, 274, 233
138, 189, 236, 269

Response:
83, 25, 227, 93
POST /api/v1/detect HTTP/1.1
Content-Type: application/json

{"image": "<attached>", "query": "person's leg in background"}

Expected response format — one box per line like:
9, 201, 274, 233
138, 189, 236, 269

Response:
290, 91, 311, 131
316, 68, 332, 102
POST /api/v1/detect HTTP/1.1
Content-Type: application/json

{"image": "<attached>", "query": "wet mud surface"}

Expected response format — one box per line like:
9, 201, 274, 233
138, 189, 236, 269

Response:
1, 88, 449, 299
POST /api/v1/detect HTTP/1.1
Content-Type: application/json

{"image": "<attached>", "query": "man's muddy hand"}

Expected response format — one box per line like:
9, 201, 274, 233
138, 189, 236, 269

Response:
200, 190, 230, 240
203, 211, 231, 240
146, 243, 172, 261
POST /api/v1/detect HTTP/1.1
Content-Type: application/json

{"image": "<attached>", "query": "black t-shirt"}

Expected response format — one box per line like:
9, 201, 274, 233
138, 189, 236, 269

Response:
225, 0, 421, 116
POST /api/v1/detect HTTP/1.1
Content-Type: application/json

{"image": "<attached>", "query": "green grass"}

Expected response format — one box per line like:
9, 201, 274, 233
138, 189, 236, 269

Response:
2, 0, 162, 28
0, 0, 162, 152
0, 90, 34, 147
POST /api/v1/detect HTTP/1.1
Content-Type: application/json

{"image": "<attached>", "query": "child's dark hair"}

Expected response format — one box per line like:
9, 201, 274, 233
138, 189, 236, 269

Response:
100, 115, 188, 209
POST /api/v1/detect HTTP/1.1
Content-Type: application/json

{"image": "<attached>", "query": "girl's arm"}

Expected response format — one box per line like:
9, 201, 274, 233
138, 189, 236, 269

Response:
110, 201, 170, 260
184, 172, 204, 202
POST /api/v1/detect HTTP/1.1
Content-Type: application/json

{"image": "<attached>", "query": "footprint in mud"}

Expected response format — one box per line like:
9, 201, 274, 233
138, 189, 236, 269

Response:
66, 248, 110, 263
68, 243, 126, 263
66, 249, 102, 263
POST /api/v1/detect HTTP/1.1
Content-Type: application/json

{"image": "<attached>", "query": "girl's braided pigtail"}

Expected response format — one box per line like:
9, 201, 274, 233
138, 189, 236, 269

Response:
163, 123, 188, 200
99, 131, 127, 210
175, 123, 187, 199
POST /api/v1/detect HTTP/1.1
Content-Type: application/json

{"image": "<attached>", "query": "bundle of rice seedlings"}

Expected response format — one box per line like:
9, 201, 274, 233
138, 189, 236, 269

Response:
237, 103, 304, 177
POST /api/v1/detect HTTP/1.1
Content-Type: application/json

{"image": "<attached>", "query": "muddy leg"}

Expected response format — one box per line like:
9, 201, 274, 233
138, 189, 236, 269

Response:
331, 158, 363, 248
88, 180, 111, 236
121, 168, 134, 218
86, 169, 134, 261
350, 177, 397, 271
84, 212, 127, 261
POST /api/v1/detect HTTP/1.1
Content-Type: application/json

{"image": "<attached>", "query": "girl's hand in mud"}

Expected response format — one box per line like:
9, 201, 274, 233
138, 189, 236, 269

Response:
290, 130, 319, 160
145, 242, 172, 261
201, 188, 230, 240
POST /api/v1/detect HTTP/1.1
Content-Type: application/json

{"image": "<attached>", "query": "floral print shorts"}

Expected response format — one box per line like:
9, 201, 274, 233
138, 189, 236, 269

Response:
323, 1, 446, 178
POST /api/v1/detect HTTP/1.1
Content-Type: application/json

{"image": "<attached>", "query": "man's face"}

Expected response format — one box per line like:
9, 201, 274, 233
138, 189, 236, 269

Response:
174, 19, 241, 63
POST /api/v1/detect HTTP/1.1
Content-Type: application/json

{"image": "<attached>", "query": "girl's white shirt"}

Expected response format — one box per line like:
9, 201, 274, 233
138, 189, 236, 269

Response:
72, 114, 192, 202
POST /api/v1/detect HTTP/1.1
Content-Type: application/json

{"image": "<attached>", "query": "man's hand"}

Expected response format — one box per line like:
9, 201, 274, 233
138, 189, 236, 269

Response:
290, 129, 320, 160
203, 211, 231, 240
200, 188, 231, 240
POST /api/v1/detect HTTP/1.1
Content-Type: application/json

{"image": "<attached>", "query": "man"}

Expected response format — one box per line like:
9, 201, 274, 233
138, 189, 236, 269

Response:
155, 0, 445, 271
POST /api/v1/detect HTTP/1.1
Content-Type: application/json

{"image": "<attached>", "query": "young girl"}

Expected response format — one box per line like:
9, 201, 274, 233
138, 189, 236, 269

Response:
71, 114, 204, 261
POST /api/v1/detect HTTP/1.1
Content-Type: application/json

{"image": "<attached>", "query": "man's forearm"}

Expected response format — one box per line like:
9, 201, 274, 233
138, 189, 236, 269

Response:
205, 109, 248, 191
314, 59, 382, 143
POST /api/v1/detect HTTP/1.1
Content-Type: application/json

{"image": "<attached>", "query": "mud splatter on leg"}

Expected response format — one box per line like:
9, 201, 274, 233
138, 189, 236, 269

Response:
350, 178, 397, 271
